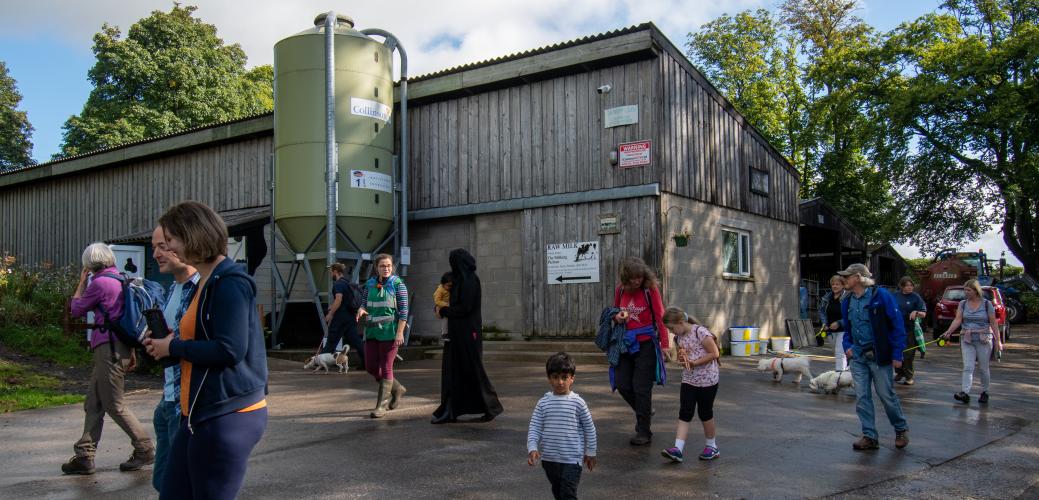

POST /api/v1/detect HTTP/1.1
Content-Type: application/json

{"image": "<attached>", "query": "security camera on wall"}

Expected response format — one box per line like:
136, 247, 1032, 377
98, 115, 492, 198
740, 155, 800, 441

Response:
597, 84, 612, 94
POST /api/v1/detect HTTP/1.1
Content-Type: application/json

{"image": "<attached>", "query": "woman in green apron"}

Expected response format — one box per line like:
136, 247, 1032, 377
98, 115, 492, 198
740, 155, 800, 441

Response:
356, 254, 410, 418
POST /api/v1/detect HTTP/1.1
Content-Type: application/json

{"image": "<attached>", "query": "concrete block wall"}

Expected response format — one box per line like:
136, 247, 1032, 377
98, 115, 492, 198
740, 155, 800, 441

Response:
662, 194, 800, 346
404, 217, 476, 338
472, 212, 525, 337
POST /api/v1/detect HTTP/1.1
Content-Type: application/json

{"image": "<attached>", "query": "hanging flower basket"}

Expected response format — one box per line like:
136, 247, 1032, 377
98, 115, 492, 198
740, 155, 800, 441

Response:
672, 234, 689, 247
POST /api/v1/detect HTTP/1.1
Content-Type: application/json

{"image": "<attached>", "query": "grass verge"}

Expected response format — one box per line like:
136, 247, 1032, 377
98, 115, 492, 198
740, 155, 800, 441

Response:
0, 359, 83, 412
0, 325, 92, 367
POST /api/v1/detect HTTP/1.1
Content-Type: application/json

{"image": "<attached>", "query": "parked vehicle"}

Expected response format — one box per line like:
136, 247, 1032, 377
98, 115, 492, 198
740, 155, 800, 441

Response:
916, 248, 1029, 324
932, 285, 1009, 342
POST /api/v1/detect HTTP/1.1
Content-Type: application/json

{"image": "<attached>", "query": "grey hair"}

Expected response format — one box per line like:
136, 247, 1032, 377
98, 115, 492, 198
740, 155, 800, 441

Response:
81, 242, 115, 271
860, 275, 876, 287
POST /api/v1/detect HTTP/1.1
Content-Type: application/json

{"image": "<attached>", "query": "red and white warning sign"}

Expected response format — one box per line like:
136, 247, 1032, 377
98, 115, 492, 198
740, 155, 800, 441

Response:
618, 140, 651, 168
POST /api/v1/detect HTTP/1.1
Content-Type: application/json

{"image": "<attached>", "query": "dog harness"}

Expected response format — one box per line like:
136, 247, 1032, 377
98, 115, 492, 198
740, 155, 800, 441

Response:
770, 358, 785, 372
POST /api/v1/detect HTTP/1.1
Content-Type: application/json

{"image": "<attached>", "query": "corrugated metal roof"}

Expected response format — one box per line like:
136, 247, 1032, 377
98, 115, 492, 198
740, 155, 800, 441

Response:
407, 23, 652, 82
106, 205, 271, 244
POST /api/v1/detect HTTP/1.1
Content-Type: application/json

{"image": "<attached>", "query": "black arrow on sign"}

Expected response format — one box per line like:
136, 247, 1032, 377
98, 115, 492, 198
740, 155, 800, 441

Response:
556, 275, 591, 282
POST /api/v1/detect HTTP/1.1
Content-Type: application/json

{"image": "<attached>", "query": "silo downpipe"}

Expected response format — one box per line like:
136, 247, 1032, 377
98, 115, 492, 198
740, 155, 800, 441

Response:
362, 28, 408, 269
323, 12, 338, 283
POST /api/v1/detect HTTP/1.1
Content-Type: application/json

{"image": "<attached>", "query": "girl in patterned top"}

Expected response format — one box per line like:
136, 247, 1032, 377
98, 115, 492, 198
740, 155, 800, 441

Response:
660, 307, 721, 462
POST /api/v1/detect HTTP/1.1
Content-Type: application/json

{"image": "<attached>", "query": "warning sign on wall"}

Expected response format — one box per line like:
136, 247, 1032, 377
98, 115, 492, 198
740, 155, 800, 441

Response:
546, 241, 600, 285
618, 140, 651, 168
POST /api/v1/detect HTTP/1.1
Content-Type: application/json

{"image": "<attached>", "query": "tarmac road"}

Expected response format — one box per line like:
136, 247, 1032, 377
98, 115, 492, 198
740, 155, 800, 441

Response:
2, 326, 1037, 499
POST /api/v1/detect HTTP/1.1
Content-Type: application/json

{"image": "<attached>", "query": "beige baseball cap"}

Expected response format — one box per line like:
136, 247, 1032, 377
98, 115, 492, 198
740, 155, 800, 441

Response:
837, 263, 872, 278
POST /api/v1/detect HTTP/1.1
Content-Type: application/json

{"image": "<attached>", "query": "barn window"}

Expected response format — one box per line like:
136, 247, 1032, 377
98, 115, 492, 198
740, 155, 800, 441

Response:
750, 166, 770, 196
722, 228, 752, 277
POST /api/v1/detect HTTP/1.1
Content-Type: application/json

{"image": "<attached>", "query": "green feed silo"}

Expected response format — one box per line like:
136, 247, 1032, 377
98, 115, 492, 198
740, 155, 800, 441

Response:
273, 14, 394, 282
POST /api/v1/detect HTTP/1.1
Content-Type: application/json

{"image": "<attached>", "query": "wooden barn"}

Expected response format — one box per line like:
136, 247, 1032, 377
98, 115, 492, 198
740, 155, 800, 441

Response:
0, 23, 801, 344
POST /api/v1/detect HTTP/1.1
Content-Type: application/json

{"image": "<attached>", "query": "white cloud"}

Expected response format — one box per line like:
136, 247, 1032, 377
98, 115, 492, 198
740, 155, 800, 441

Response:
1, 0, 769, 76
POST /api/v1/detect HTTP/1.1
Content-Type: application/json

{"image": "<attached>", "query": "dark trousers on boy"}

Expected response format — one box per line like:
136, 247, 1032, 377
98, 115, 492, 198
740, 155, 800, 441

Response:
542, 461, 581, 500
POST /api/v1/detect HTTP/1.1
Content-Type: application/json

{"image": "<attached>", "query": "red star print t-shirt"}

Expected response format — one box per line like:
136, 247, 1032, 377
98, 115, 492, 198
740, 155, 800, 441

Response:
614, 286, 668, 349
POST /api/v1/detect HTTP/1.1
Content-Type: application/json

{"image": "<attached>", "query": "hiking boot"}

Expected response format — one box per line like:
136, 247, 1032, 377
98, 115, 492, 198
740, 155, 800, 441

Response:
629, 434, 652, 446
852, 436, 879, 450
661, 447, 683, 463
119, 449, 155, 471
895, 430, 909, 449
902, 378, 915, 386
979, 391, 989, 404
699, 446, 720, 460
61, 456, 95, 475
954, 392, 970, 404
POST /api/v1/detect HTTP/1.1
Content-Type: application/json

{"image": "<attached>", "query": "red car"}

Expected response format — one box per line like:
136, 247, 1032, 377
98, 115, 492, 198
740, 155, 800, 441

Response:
932, 285, 1009, 342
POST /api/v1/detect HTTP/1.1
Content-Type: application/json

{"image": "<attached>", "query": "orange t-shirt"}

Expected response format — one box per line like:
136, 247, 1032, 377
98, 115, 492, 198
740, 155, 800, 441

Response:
177, 287, 267, 416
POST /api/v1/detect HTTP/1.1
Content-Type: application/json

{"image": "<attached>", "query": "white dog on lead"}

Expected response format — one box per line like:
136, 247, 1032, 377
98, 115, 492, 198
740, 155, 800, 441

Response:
809, 370, 854, 395
304, 346, 350, 373
757, 357, 813, 385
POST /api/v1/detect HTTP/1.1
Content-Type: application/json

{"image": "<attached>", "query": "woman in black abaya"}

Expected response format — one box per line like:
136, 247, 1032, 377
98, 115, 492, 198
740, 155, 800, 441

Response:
431, 249, 504, 423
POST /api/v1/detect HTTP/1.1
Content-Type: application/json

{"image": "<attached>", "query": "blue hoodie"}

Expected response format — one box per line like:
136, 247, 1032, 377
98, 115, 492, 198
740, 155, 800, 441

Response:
169, 258, 268, 429
840, 285, 906, 364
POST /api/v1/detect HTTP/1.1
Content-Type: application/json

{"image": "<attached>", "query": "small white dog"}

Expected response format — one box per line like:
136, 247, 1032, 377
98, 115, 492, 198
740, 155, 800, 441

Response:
757, 356, 813, 385
809, 370, 854, 395
304, 347, 350, 374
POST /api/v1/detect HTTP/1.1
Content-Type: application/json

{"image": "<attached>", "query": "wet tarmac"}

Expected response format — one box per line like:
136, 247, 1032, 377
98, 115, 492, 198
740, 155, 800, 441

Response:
2, 327, 1038, 499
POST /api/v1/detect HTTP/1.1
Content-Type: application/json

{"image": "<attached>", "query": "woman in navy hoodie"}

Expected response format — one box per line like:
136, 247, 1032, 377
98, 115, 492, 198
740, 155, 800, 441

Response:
145, 201, 269, 499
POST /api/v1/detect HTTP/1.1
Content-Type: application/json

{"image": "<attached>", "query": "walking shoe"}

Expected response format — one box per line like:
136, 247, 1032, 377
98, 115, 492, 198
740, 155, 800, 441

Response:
979, 391, 989, 404
699, 446, 720, 460
954, 392, 970, 404
629, 434, 652, 446
902, 378, 915, 386
661, 447, 684, 463
61, 456, 95, 475
852, 436, 879, 450
119, 449, 155, 471
895, 430, 909, 449
894, 373, 904, 383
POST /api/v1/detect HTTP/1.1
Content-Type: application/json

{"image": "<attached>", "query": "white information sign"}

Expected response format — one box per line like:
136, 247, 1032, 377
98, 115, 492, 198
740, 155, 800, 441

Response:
350, 97, 391, 123
546, 241, 600, 285
618, 140, 651, 168
109, 244, 145, 278
604, 105, 639, 128
400, 246, 411, 266
348, 170, 393, 193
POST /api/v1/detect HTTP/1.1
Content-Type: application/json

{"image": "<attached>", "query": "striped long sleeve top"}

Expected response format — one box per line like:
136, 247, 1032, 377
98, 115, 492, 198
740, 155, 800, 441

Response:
527, 391, 597, 465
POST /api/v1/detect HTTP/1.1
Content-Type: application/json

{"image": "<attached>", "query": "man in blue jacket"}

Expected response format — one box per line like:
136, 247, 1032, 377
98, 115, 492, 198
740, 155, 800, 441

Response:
839, 263, 909, 450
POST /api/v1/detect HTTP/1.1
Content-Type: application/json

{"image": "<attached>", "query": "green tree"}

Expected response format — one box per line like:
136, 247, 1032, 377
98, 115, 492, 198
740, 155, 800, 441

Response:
874, 0, 1039, 275
687, 10, 812, 195
58, 5, 272, 158
0, 61, 34, 171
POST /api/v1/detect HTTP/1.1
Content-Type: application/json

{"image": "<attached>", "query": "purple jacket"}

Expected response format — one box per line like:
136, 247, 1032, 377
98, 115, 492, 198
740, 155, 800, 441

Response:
70, 266, 124, 350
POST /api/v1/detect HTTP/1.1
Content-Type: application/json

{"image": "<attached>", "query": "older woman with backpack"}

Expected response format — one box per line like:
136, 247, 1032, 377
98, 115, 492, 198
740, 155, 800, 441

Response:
62, 242, 154, 475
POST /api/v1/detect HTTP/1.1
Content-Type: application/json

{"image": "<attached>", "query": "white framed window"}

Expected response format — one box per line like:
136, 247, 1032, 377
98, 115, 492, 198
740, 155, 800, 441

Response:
722, 228, 752, 277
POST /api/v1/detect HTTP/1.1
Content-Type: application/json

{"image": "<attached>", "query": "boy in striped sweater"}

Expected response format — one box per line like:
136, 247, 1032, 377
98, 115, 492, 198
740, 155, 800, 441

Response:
527, 352, 597, 500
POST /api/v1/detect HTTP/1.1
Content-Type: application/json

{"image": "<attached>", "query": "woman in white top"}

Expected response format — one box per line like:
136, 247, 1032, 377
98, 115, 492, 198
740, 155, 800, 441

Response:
940, 279, 1003, 404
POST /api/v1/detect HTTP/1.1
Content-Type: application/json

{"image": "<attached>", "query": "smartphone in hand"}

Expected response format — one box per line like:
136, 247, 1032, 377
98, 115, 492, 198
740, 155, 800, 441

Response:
143, 308, 170, 339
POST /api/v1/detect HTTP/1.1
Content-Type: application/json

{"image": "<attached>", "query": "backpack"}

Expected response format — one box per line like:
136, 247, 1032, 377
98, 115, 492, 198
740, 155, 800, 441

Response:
346, 282, 366, 312
96, 273, 167, 349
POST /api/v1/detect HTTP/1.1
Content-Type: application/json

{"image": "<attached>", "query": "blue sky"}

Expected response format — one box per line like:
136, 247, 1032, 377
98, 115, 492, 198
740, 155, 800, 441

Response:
3, 0, 1012, 263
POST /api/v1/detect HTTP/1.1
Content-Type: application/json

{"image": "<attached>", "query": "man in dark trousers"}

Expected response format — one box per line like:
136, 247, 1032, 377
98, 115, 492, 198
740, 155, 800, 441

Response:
323, 263, 365, 369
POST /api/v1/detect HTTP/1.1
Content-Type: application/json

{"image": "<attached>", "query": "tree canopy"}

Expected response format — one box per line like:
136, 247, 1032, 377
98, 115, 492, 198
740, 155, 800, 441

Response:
0, 61, 34, 171
874, 0, 1039, 275
58, 5, 272, 158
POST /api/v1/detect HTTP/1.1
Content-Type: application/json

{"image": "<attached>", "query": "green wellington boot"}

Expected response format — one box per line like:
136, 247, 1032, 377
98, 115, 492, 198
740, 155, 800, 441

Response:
370, 379, 393, 418
388, 380, 407, 410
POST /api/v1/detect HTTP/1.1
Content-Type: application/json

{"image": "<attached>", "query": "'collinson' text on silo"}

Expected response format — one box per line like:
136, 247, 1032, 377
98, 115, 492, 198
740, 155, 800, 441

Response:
350, 97, 391, 123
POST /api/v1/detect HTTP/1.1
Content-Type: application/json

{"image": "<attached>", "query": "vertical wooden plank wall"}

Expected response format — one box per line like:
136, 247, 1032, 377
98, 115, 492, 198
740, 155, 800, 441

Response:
0, 136, 274, 266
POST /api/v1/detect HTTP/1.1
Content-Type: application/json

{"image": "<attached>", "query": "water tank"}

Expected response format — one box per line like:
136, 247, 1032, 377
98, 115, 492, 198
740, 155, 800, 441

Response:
274, 14, 394, 262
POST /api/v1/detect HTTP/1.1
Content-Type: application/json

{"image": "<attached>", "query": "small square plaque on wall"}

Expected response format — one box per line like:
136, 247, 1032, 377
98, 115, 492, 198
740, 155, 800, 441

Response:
599, 213, 620, 235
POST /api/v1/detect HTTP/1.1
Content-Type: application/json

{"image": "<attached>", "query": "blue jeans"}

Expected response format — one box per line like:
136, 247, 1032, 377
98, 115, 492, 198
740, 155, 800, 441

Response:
850, 356, 908, 440
152, 399, 180, 492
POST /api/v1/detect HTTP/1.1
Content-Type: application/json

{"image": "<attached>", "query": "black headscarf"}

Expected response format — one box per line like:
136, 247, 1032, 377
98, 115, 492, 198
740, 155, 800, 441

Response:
448, 248, 477, 302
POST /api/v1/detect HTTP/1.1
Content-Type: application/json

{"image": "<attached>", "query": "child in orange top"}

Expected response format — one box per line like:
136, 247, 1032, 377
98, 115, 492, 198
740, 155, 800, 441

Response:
433, 272, 453, 341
